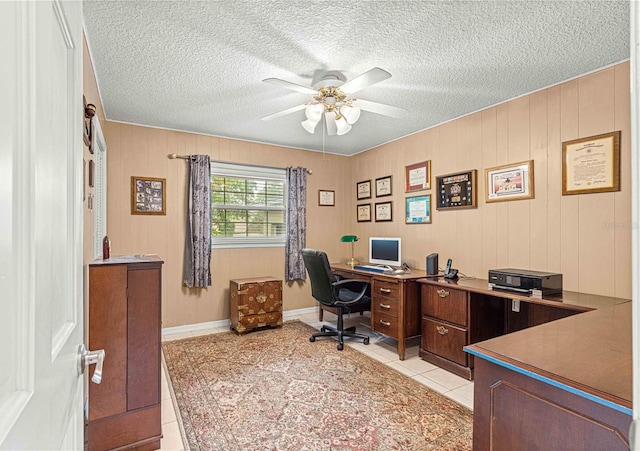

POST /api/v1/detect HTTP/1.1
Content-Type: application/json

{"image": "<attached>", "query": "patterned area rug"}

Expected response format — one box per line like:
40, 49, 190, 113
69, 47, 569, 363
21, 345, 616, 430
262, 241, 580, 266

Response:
162, 320, 472, 451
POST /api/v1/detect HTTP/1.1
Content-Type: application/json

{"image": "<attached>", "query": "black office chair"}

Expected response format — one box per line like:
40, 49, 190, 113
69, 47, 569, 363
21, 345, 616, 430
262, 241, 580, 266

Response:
301, 249, 371, 350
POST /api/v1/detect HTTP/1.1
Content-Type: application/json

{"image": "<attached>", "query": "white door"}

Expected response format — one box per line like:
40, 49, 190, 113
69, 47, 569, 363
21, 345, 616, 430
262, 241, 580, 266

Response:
0, 0, 87, 449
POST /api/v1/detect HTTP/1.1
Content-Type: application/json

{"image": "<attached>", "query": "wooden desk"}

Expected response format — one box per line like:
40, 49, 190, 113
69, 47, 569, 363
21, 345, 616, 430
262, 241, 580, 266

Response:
417, 277, 628, 379
331, 263, 428, 360
466, 302, 632, 450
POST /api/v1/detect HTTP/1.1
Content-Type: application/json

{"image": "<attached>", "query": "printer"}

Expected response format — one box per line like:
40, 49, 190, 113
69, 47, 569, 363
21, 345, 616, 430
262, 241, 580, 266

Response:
488, 268, 562, 297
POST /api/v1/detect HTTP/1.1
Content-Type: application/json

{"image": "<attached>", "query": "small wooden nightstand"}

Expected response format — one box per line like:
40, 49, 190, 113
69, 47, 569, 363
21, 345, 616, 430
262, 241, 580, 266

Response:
229, 277, 283, 334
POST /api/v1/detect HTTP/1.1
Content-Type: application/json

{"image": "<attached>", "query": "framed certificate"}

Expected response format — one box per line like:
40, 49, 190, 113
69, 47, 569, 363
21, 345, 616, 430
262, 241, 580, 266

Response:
318, 190, 335, 206
405, 160, 431, 192
562, 131, 621, 195
357, 180, 372, 200
375, 201, 393, 222
375, 175, 392, 197
436, 169, 477, 210
405, 195, 431, 224
357, 203, 371, 222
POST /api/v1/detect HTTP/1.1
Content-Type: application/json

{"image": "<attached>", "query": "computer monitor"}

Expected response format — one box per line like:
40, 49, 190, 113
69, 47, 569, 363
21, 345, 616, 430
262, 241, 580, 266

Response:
369, 237, 402, 267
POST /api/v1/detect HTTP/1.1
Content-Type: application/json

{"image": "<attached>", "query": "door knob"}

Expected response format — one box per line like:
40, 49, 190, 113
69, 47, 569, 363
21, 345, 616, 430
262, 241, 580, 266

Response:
79, 344, 105, 384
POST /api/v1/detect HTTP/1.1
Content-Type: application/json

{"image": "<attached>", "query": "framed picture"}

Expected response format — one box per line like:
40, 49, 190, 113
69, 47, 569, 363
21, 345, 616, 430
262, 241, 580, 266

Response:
357, 180, 371, 200
357, 203, 371, 222
405, 160, 431, 192
485, 160, 534, 203
405, 195, 431, 224
318, 189, 335, 206
131, 176, 166, 215
562, 131, 621, 195
375, 175, 392, 197
436, 169, 478, 210
375, 201, 393, 222
88, 160, 95, 188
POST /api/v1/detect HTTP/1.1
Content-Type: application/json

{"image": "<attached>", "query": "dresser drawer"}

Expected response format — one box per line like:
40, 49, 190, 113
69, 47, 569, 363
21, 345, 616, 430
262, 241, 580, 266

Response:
422, 285, 468, 327
374, 311, 399, 339
373, 296, 399, 317
235, 312, 283, 334
421, 317, 467, 366
373, 279, 401, 299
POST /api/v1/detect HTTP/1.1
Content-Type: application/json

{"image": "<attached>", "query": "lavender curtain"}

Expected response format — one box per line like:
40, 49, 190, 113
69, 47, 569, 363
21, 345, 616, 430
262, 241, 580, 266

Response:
183, 155, 212, 288
285, 167, 307, 281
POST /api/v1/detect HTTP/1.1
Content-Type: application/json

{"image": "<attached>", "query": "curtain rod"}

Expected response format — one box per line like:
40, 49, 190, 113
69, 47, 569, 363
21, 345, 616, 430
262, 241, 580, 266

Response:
168, 153, 193, 160
168, 153, 312, 174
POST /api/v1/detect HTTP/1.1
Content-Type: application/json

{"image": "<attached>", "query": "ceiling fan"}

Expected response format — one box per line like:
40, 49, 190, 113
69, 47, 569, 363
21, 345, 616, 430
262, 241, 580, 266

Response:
261, 67, 406, 136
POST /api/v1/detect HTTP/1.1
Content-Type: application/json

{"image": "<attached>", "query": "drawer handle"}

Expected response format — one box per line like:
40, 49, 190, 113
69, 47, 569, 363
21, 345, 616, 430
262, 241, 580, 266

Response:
379, 320, 391, 327
379, 288, 392, 294
436, 289, 449, 298
436, 325, 448, 335
379, 303, 391, 309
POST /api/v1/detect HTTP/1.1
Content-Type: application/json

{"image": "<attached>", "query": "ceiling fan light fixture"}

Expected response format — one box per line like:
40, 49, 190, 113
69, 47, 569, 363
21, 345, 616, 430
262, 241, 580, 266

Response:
341, 104, 361, 124
301, 118, 320, 134
305, 103, 324, 122
335, 115, 352, 135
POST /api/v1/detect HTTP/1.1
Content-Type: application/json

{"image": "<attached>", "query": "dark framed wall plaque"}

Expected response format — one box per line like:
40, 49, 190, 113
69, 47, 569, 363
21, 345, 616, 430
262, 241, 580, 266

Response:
436, 169, 477, 210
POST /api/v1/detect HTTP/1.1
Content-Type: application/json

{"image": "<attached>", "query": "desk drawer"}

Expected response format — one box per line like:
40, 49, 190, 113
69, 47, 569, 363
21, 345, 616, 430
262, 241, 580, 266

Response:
421, 317, 467, 366
422, 285, 468, 327
374, 311, 399, 339
373, 296, 399, 317
373, 279, 400, 299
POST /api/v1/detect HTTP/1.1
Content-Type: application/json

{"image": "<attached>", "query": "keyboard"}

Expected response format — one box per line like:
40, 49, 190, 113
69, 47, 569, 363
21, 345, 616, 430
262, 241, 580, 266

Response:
354, 265, 388, 273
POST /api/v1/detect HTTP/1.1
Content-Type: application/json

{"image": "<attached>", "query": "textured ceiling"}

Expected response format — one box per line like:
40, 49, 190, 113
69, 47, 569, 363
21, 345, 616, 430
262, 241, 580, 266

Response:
83, 1, 629, 156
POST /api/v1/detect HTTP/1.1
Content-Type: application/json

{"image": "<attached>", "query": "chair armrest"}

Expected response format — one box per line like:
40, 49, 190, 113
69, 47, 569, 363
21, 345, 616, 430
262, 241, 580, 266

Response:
331, 279, 369, 305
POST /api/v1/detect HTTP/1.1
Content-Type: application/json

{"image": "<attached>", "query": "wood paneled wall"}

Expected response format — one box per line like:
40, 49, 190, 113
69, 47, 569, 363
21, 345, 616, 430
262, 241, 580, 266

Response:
103, 123, 352, 327
100, 62, 630, 329
352, 62, 631, 299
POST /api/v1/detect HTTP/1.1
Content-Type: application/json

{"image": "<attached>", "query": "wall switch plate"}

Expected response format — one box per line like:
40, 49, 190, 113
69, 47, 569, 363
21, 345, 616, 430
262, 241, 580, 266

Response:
512, 299, 520, 313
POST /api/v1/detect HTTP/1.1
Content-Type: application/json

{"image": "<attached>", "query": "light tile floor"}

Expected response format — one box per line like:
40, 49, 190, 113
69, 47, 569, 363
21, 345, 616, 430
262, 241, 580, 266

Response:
159, 310, 474, 451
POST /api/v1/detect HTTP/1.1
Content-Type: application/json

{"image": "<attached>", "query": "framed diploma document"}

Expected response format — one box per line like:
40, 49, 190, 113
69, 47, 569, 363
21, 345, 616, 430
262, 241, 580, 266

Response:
562, 131, 621, 195
375, 201, 393, 222
318, 190, 335, 206
357, 180, 372, 200
405, 160, 431, 192
357, 203, 371, 222
436, 169, 478, 210
405, 195, 431, 224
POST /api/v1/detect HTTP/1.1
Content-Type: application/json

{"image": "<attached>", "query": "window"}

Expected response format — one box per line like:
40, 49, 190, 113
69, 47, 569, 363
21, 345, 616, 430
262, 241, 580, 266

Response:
211, 161, 286, 248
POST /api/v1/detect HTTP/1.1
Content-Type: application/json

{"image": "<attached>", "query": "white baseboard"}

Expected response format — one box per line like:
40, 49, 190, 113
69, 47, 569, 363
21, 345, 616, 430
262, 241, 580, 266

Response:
161, 306, 319, 336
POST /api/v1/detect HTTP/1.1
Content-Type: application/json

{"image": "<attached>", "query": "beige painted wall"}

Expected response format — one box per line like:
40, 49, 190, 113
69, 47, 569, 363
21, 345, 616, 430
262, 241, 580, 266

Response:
351, 62, 631, 299
96, 59, 630, 328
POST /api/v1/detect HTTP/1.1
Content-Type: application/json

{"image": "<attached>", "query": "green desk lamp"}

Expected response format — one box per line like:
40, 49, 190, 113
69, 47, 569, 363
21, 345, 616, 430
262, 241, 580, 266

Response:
340, 235, 359, 266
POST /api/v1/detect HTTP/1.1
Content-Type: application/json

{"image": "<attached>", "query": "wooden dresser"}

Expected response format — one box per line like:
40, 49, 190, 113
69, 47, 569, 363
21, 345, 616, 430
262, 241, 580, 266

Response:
87, 255, 164, 451
229, 277, 283, 334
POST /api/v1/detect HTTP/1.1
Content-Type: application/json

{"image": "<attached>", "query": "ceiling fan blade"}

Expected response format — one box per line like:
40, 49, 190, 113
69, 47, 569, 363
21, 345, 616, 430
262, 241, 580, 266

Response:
354, 99, 407, 119
340, 67, 392, 94
263, 78, 317, 95
325, 111, 337, 136
261, 104, 306, 121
